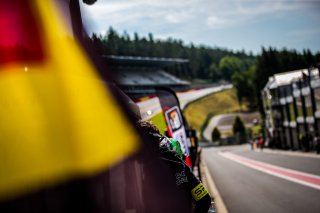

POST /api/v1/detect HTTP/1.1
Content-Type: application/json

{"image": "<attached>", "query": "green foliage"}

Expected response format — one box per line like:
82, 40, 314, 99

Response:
92, 29, 319, 113
255, 47, 319, 115
200, 112, 215, 141
233, 116, 247, 143
231, 65, 257, 108
233, 116, 246, 135
208, 63, 221, 81
211, 127, 221, 142
184, 88, 247, 140
91, 27, 256, 80
218, 56, 246, 80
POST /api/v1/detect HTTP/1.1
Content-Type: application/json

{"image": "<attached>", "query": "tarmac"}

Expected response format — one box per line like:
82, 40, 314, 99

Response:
199, 145, 320, 213
200, 158, 227, 213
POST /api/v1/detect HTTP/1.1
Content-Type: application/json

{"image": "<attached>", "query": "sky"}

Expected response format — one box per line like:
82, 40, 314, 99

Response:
81, 0, 320, 54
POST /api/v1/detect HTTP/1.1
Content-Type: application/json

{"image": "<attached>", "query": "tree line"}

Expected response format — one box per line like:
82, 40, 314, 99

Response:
91, 27, 320, 112
255, 47, 319, 114
91, 27, 256, 80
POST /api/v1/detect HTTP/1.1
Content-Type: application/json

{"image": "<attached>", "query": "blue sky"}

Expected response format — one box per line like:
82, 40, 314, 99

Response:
81, 0, 320, 54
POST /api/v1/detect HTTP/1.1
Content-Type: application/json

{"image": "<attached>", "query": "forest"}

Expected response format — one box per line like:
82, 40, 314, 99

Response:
91, 27, 320, 112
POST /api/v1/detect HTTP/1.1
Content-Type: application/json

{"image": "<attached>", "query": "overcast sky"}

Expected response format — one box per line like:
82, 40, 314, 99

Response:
81, 0, 320, 54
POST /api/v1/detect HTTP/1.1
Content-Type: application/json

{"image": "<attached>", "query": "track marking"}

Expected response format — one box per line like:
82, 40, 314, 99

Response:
219, 152, 320, 191
201, 159, 228, 213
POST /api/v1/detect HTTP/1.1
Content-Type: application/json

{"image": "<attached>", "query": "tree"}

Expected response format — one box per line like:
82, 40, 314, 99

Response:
102, 27, 121, 55
231, 72, 246, 109
91, 28, 259, 82
233, 116, 246, 144
211, 127, 221, 142
218, 56, 246, 81
233, 116, 246, 135
91, 33, 103, 54
255, 46, 318, 116
208, 63, 221, 82
231, 65, 257, 109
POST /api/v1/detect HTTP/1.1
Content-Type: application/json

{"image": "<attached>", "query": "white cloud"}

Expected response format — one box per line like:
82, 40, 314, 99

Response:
204, 0, 307, 29
231, 0, 301, 16
165, 14, 183, 24
82, 0, 202, 36
206, 16, 228, 28
165, 11, 193, 24
84, 0, 311, 29
81, 0, 320, 53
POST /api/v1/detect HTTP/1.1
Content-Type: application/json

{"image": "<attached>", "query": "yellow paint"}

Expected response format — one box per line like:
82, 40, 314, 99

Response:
0, 0, 139, 200
191, 183, 208, 201
149, 112, 167, 135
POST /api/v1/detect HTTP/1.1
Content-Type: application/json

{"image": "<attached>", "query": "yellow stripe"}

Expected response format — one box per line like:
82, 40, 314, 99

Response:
191, 183, 208, 201
0, 0, 139, 200
148, 112, 167, 135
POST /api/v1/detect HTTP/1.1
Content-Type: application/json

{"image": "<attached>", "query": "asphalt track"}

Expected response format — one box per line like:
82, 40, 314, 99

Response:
177, 84, 232, 109
137, 84, 232, 120
202, 145, 320, 213
203, 112, 260, 141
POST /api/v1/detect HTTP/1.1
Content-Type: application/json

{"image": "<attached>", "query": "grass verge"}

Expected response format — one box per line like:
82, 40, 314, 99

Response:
183, 88, 248, 140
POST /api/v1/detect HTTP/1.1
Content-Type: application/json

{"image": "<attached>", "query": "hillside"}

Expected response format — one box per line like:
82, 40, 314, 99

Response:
183, 88, 247, 138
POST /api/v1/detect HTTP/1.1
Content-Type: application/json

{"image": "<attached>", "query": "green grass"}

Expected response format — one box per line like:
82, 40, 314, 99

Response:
199, 112, 215, 141
183, 88, 247, 135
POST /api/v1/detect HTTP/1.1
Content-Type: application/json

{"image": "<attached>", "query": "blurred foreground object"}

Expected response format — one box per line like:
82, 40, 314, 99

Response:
83, 0, 97, 5
0, 0, 192, 212
0, 0, 139, 199
138, 120, 212, 213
